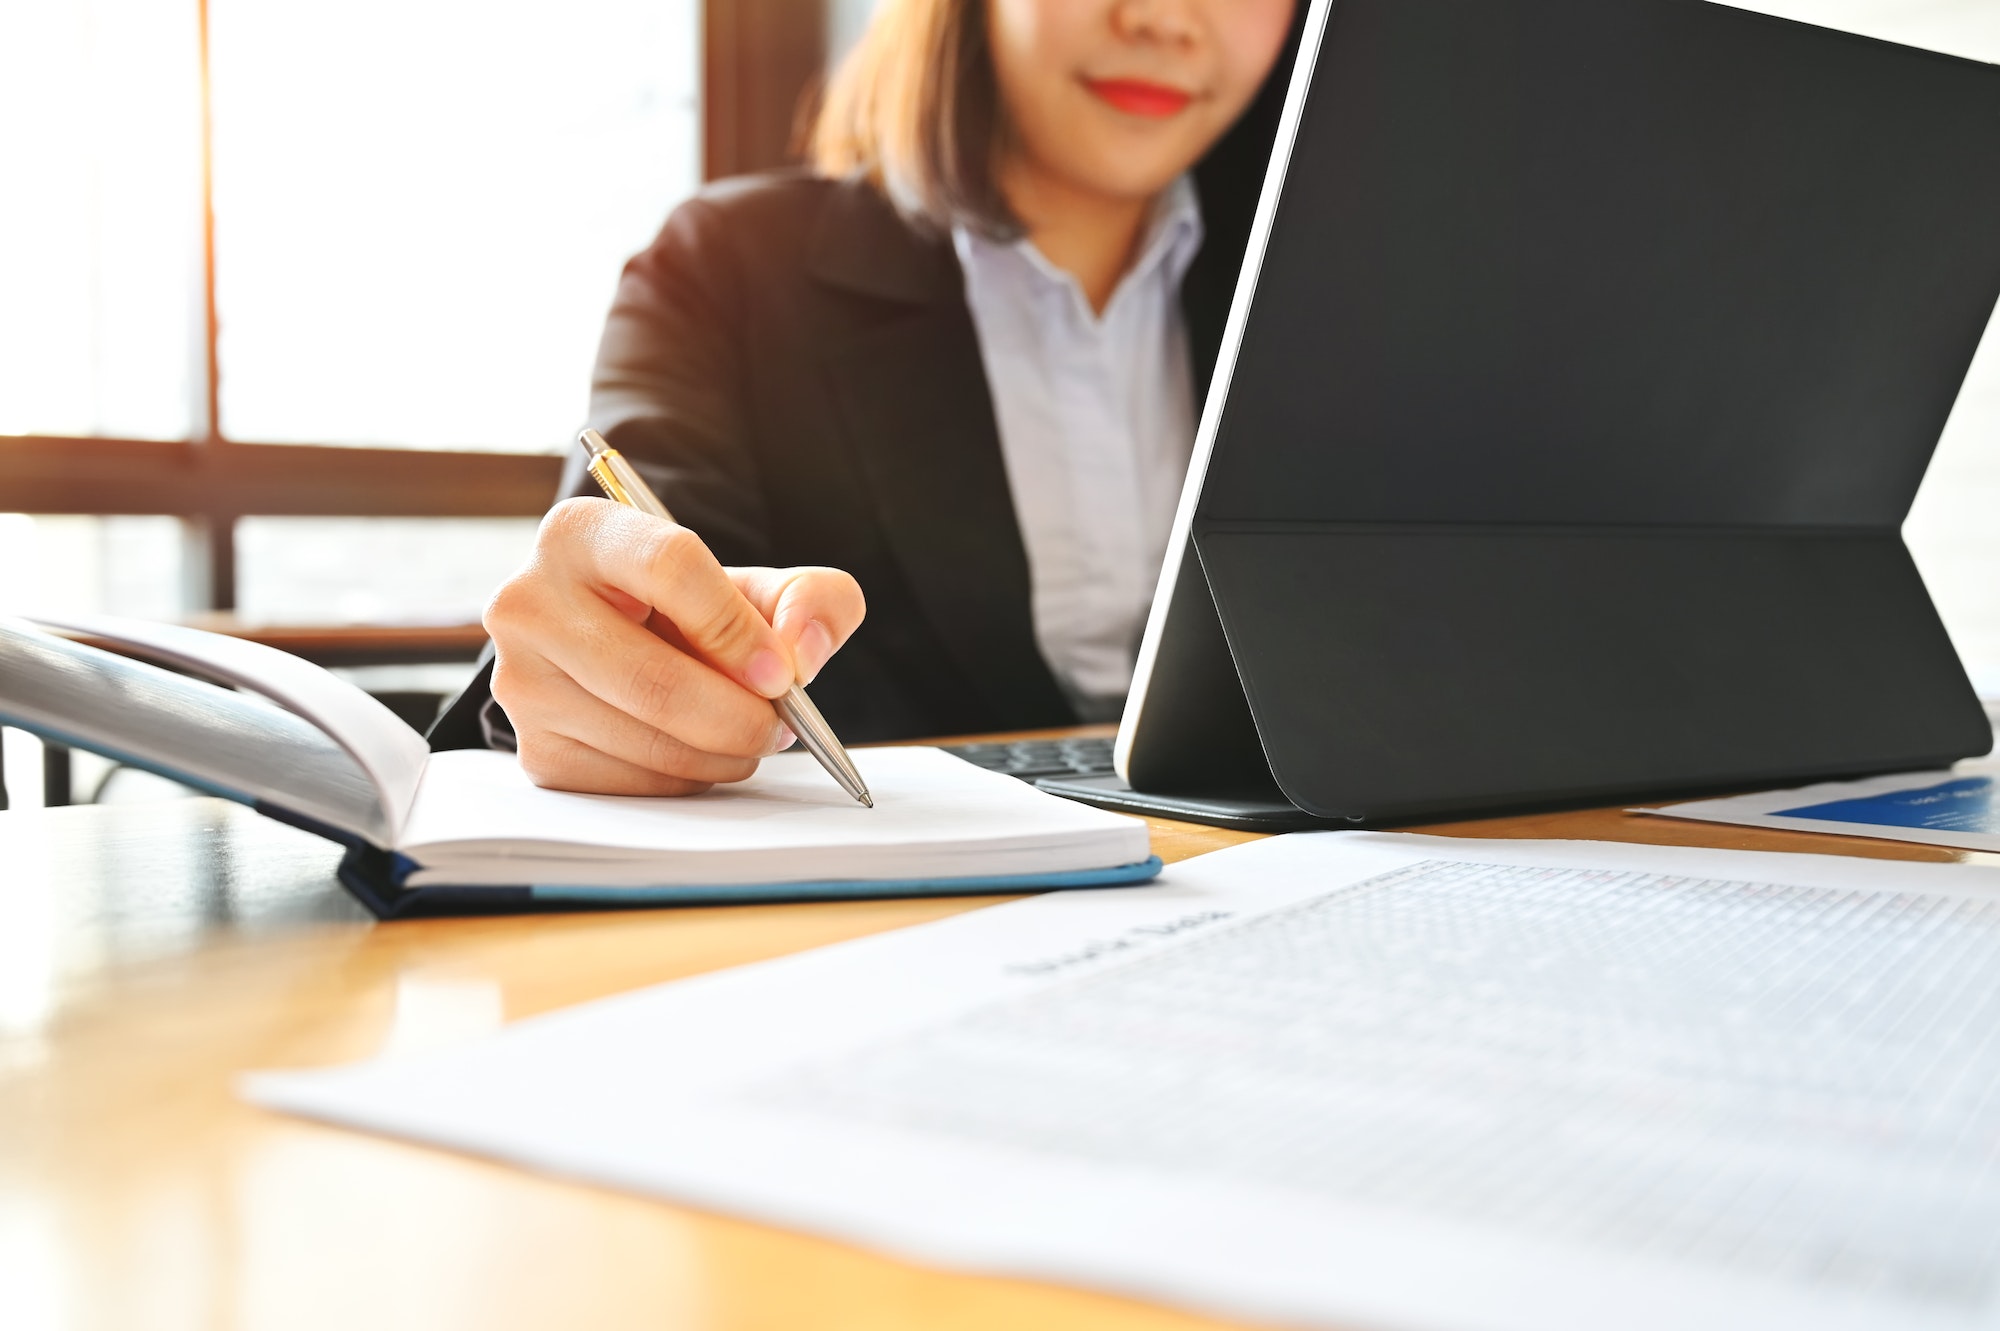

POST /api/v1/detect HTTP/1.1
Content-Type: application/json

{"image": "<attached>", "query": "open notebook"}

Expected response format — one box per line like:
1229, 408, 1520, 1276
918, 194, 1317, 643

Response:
0, 616, 1159, 918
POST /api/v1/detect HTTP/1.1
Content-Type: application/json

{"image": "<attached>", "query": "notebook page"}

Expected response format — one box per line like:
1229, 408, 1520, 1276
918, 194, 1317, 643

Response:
34, 613, 428, 839
397, 747, 1150, 886
248, 834, 2000, 1331
0, 620, 388, 843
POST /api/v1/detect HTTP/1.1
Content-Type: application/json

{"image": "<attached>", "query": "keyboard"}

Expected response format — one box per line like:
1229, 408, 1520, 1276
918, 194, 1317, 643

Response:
945, 735, 1117, 782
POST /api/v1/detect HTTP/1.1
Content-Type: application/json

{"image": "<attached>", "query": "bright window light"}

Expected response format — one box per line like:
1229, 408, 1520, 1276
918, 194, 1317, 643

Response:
0, 514, 184, 620
208, 0, 701, 453
0, 0, 203, 439
234, 516, 539, 625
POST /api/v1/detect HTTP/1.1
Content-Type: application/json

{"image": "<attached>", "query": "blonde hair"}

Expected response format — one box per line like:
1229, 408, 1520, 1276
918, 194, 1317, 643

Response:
809, 0, 1018, 236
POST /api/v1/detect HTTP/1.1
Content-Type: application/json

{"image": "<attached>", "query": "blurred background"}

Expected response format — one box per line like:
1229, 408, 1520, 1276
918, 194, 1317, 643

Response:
0, 0, 829, 805
1, 0, 1996, 809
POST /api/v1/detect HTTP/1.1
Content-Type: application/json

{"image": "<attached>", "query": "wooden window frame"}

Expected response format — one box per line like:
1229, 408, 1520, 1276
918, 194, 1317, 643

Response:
0, 0, 826, 612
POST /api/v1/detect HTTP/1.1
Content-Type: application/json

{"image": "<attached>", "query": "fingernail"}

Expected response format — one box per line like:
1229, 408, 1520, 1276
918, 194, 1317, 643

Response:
794, 620, 834, 684
745, 648, 793, 698
772, 727, 798, 754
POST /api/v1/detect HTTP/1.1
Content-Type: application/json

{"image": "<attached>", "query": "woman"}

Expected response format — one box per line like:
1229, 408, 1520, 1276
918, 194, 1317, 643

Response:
435, 0, 1299, 794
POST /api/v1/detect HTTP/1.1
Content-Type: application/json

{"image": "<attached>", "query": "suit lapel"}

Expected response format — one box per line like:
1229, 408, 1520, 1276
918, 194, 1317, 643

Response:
810, 184, 1073, 727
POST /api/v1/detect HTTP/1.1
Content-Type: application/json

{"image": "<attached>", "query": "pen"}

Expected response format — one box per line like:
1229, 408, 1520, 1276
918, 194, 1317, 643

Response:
577, 429, 873, 808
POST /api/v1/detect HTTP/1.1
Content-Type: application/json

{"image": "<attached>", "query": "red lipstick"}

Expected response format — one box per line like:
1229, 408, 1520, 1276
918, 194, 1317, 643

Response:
1084, 78, 1193, 118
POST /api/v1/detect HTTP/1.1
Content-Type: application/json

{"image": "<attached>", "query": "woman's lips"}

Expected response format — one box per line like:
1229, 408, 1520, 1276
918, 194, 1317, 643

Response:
1083, 78, 1194, 118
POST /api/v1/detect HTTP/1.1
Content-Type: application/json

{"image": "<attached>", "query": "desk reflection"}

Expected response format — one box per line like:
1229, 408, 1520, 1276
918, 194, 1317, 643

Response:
1, 795, 1177, 1331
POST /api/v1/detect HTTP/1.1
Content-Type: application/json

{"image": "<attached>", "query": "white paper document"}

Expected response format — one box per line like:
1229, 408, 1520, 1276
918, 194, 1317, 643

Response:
248, 834, 2000, 1331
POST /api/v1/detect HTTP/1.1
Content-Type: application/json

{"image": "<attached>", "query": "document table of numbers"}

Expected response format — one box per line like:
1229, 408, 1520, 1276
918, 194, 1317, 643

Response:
252, 833, 2000, 1331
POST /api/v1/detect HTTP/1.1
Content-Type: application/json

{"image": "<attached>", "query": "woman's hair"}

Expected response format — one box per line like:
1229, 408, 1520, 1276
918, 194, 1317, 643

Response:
809, 0, 1019, 237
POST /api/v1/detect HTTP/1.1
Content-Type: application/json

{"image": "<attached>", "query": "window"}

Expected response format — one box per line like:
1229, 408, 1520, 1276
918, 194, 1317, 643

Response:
0, 0, 711, 624
0, 1, 204, 440
0, 0, 823, 810
208, 0, 701, 453
233, 517, 540, 624
0, 515, 185, 620
1, 0, 700, 454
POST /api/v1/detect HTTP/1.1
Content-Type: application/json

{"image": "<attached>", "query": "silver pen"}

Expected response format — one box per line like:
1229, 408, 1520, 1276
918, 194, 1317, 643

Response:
577, 429, 873, 808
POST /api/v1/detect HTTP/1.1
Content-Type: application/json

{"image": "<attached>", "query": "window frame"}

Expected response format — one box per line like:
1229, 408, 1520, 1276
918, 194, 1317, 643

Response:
0, 0, 826, 612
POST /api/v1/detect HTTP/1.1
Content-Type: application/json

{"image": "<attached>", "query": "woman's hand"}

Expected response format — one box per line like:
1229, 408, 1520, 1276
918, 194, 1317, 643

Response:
484, 497, 865, 796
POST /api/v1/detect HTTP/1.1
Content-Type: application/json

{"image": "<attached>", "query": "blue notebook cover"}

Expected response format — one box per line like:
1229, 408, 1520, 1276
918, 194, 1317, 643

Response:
271, 783, 1165, 920
323, 827, 1164, 920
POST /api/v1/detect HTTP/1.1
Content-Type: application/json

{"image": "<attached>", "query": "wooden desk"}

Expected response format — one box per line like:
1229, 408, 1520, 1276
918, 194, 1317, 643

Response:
2, 752, 1994, 1331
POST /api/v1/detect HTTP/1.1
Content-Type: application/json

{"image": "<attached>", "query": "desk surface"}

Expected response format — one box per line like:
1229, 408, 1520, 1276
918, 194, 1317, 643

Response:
3, 742, 1995, 1331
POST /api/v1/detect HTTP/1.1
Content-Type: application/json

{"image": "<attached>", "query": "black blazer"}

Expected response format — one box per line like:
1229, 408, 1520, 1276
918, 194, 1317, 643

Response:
431, 60, 1288, 750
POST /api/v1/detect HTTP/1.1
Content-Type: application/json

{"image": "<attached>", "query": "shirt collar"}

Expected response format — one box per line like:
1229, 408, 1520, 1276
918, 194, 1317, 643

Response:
1132, 173, 1205, 291
954, 175, 1205, 322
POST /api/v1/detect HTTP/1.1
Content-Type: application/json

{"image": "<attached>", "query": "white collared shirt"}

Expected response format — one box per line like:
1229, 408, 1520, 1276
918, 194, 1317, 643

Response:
953, 177, 1203, 718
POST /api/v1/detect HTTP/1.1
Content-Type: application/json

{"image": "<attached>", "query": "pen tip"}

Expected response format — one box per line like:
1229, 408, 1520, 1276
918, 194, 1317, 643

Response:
860, 792, 875, 809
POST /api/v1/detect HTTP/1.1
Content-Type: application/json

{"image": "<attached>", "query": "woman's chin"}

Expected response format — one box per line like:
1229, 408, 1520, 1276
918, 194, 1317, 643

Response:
1041, 138, 1212, 205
